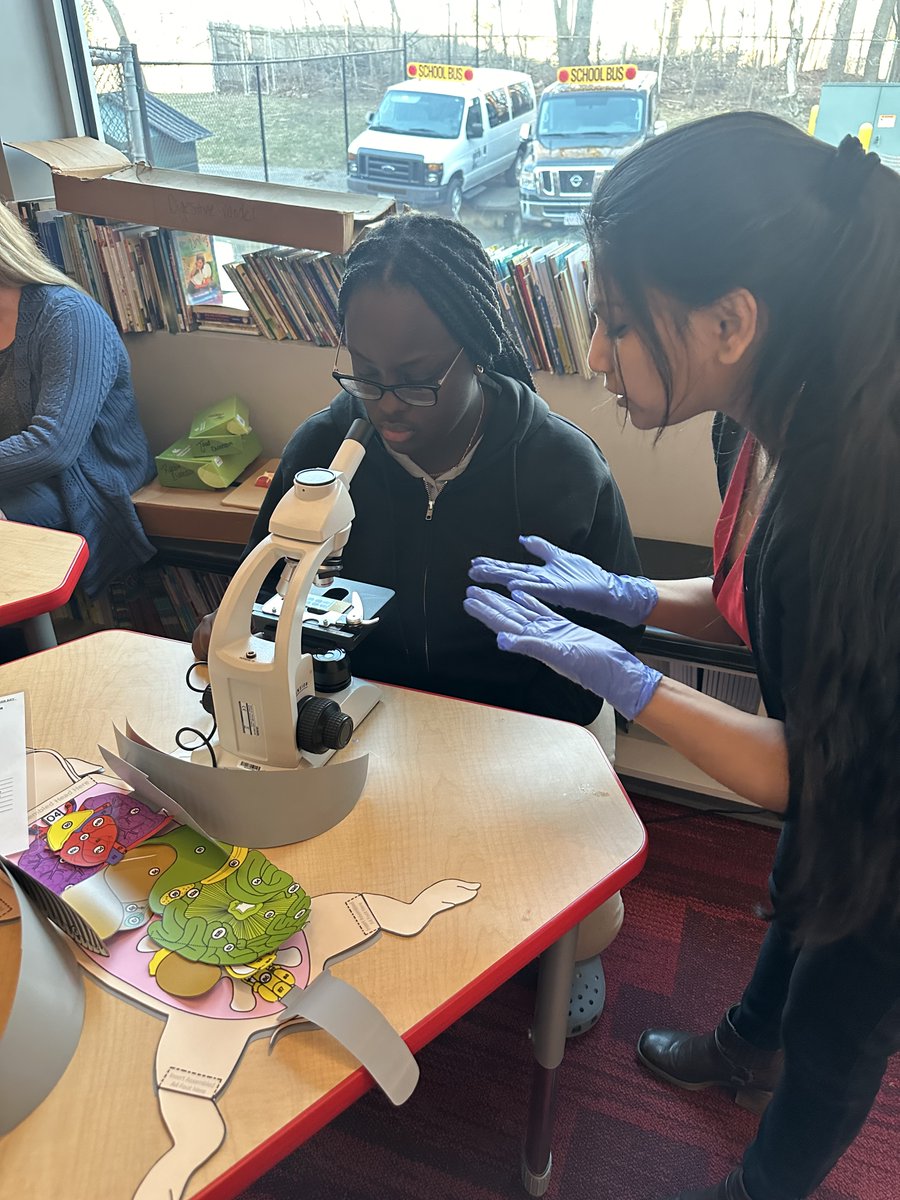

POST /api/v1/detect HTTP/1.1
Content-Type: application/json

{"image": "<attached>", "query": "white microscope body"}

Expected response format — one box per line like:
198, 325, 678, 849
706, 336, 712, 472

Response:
206, 419, 381, 771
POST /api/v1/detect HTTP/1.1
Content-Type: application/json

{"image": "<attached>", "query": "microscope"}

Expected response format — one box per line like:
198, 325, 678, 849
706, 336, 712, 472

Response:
204, 418, 386, 772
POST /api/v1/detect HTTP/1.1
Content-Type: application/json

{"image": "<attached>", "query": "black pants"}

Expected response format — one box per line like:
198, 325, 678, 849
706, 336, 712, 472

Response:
731, 824, 900, 1200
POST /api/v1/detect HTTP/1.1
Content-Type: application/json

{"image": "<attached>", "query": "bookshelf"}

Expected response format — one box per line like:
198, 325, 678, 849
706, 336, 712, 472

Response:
22, 204, 597, 380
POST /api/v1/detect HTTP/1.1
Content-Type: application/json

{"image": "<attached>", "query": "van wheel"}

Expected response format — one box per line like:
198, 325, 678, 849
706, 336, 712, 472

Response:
505, 147, 526, 186
445, 178, 463, 220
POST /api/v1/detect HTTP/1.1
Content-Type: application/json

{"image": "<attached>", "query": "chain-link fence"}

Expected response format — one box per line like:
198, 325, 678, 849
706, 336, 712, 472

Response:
90, 30, 900, 187
90, 43, 153, 163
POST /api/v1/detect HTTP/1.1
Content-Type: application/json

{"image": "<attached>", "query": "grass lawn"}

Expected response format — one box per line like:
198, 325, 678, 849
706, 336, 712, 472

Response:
158, 92, 373, 172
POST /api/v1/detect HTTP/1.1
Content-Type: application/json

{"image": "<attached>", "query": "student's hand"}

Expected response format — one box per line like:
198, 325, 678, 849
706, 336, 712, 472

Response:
469, 535, 657, 626
192, 609, 217, 660
463, 587, 662, 720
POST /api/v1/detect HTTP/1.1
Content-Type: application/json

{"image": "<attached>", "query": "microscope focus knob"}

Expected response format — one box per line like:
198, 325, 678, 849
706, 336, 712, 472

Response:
296, 695, 354, 754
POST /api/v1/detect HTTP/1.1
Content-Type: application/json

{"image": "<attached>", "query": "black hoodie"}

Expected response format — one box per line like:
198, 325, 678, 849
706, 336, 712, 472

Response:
247, 373, 642, 726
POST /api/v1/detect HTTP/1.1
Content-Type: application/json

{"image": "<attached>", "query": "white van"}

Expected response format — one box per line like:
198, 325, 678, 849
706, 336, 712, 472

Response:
347, 64, 536, 219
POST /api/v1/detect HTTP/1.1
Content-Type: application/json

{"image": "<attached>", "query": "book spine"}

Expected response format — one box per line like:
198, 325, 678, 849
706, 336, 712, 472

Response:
223, 262, 272, 338
242, 253, 292, 340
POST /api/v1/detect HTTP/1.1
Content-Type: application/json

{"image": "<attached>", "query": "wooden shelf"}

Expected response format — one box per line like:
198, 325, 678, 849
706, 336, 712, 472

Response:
132, 457, 268, 544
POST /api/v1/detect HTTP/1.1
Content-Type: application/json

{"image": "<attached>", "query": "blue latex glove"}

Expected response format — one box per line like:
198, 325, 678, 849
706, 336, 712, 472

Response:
464, 587, 662, 721
469, 536, 657, 627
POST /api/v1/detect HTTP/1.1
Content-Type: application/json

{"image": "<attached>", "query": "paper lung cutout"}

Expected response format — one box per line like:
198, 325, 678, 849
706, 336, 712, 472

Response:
19, 787, 169, 888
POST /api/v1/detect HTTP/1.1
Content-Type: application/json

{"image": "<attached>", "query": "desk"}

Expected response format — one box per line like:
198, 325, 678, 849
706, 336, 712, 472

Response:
0, 631, 646, 1200
0, 520, 88, 651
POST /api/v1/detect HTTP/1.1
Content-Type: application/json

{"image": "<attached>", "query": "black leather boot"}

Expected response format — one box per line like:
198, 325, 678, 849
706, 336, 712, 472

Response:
637, 1007, 783, 1114
667, 1167, 753, 1200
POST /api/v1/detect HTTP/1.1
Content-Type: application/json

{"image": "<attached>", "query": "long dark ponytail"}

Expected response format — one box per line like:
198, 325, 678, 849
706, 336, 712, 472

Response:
588, 112, 900, 945
338, 211, 535, 389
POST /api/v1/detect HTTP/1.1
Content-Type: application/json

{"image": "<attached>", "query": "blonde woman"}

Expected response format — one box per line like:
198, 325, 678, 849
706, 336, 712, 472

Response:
0, 203, 154, 593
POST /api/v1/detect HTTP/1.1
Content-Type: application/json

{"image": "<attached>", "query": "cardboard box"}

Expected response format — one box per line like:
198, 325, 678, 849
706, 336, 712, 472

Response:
190, 395, 251, 438
187, 431, 252, 456
156, 430, 262, 490
6, 137, 396, 255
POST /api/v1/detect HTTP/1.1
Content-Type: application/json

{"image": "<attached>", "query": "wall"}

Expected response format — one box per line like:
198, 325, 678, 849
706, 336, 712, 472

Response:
125, 332, 721, 547
0, 1, 85, 200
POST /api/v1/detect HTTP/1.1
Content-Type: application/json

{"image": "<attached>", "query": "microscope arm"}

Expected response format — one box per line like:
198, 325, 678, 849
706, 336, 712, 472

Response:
207, 420, 373, 771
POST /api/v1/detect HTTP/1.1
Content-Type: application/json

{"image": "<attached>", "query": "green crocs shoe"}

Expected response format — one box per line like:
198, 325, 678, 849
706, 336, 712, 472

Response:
567, 954, 606, 1038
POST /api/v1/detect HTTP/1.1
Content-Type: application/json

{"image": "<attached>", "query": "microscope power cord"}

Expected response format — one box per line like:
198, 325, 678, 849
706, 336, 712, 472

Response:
178, 660, 218, 767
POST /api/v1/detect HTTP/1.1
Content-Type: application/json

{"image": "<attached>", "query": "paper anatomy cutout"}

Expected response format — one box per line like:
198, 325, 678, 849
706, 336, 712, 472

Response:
5, 746, 481, 1200
76, 874, 480, 1200
0, 862, 85, 1135
115, 722, 368, 848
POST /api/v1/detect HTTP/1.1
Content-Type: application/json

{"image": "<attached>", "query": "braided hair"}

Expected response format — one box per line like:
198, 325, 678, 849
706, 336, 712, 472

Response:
338, 212, 535, 390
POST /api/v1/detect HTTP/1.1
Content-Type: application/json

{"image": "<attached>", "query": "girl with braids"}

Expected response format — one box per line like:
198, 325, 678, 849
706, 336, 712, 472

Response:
467, 113, 900, 1200
193, 211, 641, 1035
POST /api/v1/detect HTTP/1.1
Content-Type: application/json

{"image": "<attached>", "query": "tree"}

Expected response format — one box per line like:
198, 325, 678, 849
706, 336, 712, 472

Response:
786, 1, 804, 97
666, 0, 686, 59
827, 0, 859, 80
552, 0, 594, 65
863, 0, 896, 80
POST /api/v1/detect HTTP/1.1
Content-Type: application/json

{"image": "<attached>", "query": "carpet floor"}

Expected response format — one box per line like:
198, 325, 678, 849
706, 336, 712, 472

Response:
240, 796, 899, 1200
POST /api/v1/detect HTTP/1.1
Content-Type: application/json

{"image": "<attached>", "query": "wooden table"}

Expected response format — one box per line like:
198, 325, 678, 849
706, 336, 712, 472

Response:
0, 520, 89, 651
0, 631, 646, 1200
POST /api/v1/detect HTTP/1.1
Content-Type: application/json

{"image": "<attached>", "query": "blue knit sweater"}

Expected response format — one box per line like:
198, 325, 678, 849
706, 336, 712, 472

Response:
0, 284, 155, 594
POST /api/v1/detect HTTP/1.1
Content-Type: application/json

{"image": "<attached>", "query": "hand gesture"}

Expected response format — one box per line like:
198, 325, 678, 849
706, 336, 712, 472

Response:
463, 587, 661, 720
469, 535, 657, 626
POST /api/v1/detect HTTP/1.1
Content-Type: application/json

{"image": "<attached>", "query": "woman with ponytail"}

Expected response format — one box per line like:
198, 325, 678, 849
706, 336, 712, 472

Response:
467, 113, 900, 1199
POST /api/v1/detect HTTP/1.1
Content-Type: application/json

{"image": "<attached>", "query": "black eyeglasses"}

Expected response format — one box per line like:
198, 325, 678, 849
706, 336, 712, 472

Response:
332, 336, 465, 408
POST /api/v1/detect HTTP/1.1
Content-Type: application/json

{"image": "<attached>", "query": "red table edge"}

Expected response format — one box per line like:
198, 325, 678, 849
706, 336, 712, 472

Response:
190, 811, 649, 1200
0, 529, 89, 624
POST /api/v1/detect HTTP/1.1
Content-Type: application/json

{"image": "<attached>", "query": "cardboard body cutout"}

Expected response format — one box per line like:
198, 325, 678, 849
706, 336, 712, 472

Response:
2, 749, 480, 1200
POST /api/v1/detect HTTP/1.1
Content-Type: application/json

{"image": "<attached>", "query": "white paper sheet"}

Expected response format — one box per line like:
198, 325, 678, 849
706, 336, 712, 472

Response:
0, 692, 28, 855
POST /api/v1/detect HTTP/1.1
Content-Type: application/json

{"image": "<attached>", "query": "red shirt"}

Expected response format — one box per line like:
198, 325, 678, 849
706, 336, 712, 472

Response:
712, 433, 757, 647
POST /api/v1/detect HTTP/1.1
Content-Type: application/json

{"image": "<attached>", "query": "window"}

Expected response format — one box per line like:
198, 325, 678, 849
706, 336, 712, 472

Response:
370, 92, 465, 138
508, 82, 534, 119
484, 89, 510, 129
537, 92, 645, 139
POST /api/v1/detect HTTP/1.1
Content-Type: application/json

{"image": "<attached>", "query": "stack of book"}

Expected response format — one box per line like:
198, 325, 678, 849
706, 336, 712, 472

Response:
222, 247, 342, 344
641, 653, 762, 715
53, 564, 233, 643
488, 241, 593, 379
25, 208, 244, 336
15, 202, 598, 376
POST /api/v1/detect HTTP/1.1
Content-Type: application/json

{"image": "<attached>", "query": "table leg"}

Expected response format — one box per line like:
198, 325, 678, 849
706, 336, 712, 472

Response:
23, 613, 57, 653
521, 925, 578, 1196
